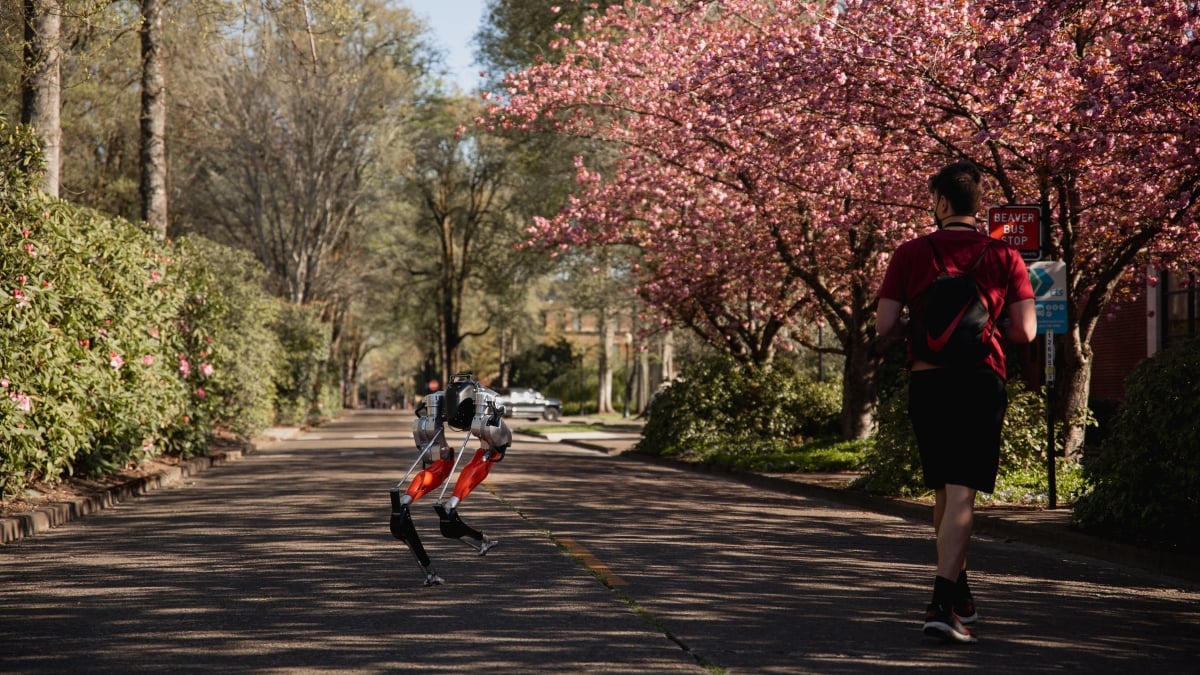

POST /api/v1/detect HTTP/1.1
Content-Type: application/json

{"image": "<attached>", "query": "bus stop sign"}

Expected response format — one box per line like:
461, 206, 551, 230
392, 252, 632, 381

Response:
988, 204, 1042, 262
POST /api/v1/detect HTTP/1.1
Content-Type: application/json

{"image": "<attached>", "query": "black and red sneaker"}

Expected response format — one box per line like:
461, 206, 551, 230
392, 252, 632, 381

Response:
923, 604, 978, 643
954, 595, 978, 625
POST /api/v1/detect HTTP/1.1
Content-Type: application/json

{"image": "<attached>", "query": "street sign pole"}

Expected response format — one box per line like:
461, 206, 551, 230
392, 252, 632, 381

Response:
1028, 259, 1067, 509
1044, 330, 1057, 509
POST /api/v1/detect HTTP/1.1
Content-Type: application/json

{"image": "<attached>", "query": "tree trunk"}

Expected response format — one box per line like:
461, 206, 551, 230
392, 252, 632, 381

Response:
139, 0, 168, 237
661, 330, 675, 382
1059, 328, 1094, 459
20, 0, 61, 197
842, 336, 881, 440
598, 313, 614, 413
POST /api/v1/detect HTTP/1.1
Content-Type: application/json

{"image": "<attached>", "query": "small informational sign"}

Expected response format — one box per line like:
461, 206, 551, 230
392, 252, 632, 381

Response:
988, 204, 1042, 262
1028, 261, 1067, 335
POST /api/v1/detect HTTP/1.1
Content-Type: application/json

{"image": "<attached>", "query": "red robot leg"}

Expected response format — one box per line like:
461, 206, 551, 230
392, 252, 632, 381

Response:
451, 449, 494, 502
405, 457, 454, 502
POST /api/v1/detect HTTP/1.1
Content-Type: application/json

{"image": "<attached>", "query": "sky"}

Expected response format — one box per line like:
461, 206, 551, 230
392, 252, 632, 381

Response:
403, 0, 489, 92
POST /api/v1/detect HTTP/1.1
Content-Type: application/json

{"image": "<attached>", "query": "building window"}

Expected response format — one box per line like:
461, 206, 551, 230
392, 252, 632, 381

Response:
1162, 270, 1197, 348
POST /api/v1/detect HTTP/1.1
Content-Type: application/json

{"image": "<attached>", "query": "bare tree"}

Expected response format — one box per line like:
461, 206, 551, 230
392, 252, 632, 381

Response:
390, 97, 526, 385
173, 1, 427, 306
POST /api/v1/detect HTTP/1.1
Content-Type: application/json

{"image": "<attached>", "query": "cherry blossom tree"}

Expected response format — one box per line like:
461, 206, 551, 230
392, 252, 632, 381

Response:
812, 0, 1200, 454
490, 1, 920, 438
489, 0, 1200, 445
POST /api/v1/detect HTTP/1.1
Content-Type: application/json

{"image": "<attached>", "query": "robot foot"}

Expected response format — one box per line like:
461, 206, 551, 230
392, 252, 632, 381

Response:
433, 504, 482, 541
477, 534, 500, 556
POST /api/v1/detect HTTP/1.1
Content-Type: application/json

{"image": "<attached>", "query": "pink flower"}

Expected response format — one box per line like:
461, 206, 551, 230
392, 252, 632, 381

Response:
199, 363, 214, 377
178, 356, 191, 377
195, 387, 206, 399
109, 352, 124, 369
1, 379, 9, 388
23, 243, 35, 256
10, 391, 31, 413
142, 354, 155, 365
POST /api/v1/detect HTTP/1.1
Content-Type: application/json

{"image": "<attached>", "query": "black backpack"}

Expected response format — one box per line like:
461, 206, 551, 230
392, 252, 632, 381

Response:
909, 237, 995, 368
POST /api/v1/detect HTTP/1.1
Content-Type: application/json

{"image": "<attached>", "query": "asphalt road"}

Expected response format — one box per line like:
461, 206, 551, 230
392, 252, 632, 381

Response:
2, 410, 1198, 673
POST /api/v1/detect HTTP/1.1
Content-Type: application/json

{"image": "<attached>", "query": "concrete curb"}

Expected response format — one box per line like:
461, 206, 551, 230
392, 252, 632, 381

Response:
0, 427, 301, 546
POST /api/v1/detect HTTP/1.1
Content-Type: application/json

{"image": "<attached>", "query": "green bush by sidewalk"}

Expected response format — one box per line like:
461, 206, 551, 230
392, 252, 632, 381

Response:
1073, 340, 1200, 553
637, 353, 844, 466
1, 114, 333, 499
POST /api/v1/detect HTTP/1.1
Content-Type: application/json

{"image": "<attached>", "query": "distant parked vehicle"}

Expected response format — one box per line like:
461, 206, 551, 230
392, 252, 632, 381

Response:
498, 387, 562, 421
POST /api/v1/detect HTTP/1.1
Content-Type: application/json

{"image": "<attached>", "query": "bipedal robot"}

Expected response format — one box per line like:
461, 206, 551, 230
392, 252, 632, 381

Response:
389, 372, 512, 586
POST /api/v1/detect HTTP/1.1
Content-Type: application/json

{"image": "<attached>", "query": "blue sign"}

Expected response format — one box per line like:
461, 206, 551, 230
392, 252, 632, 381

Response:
1028, 261, 1067, 334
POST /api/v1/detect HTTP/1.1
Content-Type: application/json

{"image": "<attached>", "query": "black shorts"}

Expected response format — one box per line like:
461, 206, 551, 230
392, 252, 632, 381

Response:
907, 367, 1007, 493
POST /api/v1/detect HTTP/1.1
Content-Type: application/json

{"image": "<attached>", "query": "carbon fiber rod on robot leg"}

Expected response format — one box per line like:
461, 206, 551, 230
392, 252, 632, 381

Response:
393, 428, 444, 489
435, 433, 474, 504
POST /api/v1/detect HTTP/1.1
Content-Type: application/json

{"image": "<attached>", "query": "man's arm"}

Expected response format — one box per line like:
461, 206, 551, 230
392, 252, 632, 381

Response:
875, 298, 908, 339
1005, 299, 1038, 344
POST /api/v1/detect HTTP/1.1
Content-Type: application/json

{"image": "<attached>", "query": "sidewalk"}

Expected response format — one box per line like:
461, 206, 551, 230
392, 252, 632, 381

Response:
535, 421, 1200, 585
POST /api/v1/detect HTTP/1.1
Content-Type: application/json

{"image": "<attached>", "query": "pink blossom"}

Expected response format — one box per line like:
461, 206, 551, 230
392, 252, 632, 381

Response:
142, 354, 155, 365
195, 388, 206, 399
109, 352, 124, 369
23, 243, 35, 256
199, 363, 214, 377
1, 379, 9, 388
178, 356, 191, 377
9, 391, 31, 413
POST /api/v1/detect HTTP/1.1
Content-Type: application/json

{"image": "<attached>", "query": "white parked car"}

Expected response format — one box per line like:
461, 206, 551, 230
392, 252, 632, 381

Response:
497, 387, 562, 421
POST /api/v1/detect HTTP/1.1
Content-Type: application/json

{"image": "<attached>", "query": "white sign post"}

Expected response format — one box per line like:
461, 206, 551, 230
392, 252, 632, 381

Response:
1028, 261, 1067, 509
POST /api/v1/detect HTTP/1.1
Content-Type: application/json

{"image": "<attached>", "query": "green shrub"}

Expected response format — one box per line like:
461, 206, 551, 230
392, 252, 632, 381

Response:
272, 302, 332, 425
1, 115, 191, 486
854, 373, 923, 496
0, 113, 288, 496
637, 353, 842, 459
1072, 340, 1200, 552
508, 338, 575, 391
163, 236, 279, 455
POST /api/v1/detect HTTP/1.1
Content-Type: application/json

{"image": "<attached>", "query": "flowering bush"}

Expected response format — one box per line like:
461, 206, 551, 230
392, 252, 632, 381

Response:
0, 114, 286, 497
162, 236, 280, 455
